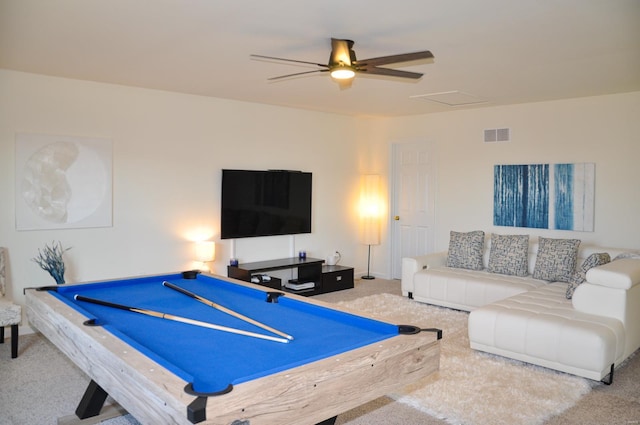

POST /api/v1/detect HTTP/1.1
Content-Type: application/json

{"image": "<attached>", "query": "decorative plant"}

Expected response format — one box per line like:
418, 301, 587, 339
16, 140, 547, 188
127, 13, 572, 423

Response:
32, 241, 71, 285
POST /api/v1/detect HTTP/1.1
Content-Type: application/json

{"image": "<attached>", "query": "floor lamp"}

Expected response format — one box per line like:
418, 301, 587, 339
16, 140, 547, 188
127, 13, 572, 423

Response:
361, 174, 381, 280
362, 244, 376, 280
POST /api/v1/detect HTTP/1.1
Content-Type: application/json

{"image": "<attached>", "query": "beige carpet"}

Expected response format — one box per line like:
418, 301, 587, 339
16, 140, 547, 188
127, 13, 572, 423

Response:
336, 293, 592, 425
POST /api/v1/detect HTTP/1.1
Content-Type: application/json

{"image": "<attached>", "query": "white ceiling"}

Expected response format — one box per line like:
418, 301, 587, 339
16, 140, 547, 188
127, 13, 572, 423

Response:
1, 0, 639, 117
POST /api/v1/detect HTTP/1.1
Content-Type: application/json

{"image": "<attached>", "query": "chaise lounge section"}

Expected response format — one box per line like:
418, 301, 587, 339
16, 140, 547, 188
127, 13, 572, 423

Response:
402, 231, 640, 383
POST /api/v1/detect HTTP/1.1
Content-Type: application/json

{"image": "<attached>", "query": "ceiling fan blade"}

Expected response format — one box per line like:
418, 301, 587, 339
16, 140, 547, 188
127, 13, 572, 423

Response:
267, 69, 328, 80
359, 67, 423, 79
356, 50, 434, 67
250, 54, 328, 68
329, 38, 356, 66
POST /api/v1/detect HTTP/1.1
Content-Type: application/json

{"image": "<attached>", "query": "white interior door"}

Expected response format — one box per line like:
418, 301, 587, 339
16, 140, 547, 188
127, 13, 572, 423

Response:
390, 142, 436, 279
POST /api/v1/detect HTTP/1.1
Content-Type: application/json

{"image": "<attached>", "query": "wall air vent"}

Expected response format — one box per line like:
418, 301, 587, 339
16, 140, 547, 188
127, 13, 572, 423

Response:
484, 128, 511, 143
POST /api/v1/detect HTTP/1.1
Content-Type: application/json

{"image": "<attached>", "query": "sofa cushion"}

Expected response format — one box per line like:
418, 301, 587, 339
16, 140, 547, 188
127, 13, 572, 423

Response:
487, 234, 529, 277
446, 230, 485, 270
566, 252, 611, 299
411, 266, 545, 311
533, 237, 580, 282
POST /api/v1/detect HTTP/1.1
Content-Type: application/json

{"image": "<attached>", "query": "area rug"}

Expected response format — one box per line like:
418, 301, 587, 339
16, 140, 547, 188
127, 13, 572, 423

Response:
336, 293, 592, 425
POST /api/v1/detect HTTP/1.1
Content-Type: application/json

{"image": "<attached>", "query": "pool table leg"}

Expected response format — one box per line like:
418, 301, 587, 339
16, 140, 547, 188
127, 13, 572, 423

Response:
75, 379, 109, 419
317, 416, 337, 425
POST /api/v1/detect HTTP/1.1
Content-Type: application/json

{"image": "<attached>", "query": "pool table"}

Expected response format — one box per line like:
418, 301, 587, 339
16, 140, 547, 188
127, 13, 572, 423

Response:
25, 271, 441, 425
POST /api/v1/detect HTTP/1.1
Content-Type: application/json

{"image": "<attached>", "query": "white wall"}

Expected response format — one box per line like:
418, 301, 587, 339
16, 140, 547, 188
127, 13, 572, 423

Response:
0, 70, 370, 329
376, 92, 640, 257
2, 69, 639, 336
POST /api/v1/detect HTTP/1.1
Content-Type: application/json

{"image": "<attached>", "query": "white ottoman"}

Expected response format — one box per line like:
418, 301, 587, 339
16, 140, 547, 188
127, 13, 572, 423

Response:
468, 283, 625, 382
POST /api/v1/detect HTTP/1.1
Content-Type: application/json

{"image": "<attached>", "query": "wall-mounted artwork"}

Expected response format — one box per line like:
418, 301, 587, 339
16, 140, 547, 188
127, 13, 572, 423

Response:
493, 164, 549, 229
553, 163, 595, 232
15, 133, 113, 230
494, 163, 594, 232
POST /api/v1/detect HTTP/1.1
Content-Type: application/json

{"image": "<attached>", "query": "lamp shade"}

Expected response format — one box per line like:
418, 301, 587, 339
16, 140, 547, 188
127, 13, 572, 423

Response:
195, 241, 215, 263
360, 174, 381, 245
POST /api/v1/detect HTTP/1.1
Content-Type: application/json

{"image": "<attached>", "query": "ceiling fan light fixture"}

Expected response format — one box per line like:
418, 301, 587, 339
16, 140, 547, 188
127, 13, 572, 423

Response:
330, 66, 355, 80
253, 38, 433, 84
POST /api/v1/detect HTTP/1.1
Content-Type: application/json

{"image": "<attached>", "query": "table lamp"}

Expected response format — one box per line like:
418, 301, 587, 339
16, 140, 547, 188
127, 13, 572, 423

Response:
195, 241, 215, 272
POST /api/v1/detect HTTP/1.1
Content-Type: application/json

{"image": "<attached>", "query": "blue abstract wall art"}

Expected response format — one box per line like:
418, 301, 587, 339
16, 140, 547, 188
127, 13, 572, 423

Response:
494, 164, 549, 229
494, 163, 594, 232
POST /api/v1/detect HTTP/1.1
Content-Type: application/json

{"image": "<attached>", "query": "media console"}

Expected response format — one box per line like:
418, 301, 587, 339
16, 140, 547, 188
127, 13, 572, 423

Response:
227, 257, 354, 295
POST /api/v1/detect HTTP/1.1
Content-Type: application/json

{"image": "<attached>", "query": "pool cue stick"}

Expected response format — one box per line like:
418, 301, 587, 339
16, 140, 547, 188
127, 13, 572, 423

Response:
73, 294, 289, 344
162, 281, 294, 341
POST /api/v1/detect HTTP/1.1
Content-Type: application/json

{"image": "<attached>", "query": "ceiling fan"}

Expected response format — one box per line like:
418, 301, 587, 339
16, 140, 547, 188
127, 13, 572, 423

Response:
251, 38, 434, 87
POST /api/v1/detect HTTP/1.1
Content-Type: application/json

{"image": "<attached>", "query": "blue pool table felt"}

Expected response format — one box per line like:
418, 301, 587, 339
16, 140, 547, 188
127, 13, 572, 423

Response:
51, 273, 399, 394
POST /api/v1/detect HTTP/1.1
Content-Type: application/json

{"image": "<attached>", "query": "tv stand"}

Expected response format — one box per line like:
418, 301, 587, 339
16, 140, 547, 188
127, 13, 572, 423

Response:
227, 257, 353, 295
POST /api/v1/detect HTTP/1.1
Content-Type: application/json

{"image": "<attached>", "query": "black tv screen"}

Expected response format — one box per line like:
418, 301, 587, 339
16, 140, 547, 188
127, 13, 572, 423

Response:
221, 169, 312, 239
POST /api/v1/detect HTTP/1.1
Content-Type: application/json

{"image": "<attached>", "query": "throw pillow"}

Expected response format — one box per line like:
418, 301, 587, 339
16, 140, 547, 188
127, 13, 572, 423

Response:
487, 234, 529, 276
532, 237, 581, 282
614, 252, 640, 260
566, 252, 611, 299
446, 230, 485, 270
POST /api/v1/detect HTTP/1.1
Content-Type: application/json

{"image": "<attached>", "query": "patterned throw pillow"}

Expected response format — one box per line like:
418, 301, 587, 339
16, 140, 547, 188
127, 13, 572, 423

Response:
532, 237, 581, 282
614, 252, 640, 260
487, 234, 529, 276
446, 230, 485, 270
566, 252, 611, 299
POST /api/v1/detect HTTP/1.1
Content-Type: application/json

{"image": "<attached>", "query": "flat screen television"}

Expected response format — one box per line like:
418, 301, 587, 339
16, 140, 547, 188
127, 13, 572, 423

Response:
221, 169, 312, 239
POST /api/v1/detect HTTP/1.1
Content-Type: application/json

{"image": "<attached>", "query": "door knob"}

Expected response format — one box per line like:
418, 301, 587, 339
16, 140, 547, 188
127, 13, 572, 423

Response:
394, 216, 400, 221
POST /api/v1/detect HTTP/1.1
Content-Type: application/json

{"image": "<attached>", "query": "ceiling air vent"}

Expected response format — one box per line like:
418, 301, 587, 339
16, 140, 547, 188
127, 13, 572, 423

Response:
410, 91, 487, 107
484, 128, 511, 143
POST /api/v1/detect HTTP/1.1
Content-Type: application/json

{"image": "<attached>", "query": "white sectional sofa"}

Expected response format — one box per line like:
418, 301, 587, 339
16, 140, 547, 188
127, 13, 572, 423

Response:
401, 231, 640, 383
